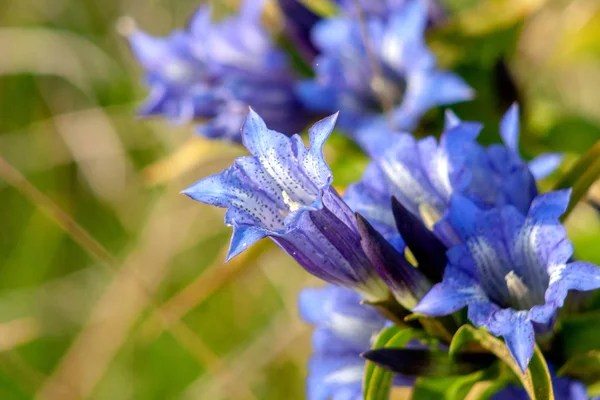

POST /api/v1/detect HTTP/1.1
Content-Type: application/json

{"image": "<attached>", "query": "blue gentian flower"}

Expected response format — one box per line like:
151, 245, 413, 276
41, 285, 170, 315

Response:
336, 0, 445, 23
299, 285, 413, 400
345, 105, 562, 248
123, 2, 311, 141
297, 0, 472, 138
413, 189, 600, 371
183, 110, 389, 301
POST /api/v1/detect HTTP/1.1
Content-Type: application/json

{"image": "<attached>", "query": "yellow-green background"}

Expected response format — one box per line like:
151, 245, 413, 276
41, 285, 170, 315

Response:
0, 0, 599, 399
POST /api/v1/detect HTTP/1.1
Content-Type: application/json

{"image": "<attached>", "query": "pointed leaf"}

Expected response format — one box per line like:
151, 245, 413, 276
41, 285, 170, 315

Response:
554, 140, 600, 221
449, 325, 554, 400
362, 348, 495, 377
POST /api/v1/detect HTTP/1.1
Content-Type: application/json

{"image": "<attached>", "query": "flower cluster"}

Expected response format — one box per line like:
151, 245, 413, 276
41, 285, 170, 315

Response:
124, 0, 600, 398
122, 1, 312, 141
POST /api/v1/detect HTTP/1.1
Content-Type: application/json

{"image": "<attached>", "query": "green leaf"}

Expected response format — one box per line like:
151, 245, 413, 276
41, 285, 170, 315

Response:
450, 325, 554, 400
411, 376, 458, 400
553, 140, 600, 221
559, 310, 600, 356
411, 370, 491, 400
445, 369, 488, 399
297, 0, 339, 17
363, 326, 420, 400
558, 351, 600, 385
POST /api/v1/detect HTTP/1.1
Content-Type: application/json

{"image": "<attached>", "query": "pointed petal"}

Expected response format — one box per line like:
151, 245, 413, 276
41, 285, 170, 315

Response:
226, 225, 266, 261
444, 109, 461, 130
528, 153, 563, 181
412, 267, 485, 316
391, 196, 446, 282
502, 312, 535, 372
379, 133, 447, 218
545, 261, 600, 308
303, 113, 337, 187
356, 213, 431, 308
526, 190, 573, 267
500, 103, 520, 153
242, 109, 318, 204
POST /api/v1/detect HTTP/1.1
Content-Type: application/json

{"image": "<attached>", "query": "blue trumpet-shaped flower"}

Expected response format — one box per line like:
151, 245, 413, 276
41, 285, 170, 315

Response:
336, 0, 445, 24
345, 105, 562, 247
299, 285, 413, 400
297, 0, 472, 136
183, 110, 388, 301
123, 1, 311, 141
414, 190, 600, 371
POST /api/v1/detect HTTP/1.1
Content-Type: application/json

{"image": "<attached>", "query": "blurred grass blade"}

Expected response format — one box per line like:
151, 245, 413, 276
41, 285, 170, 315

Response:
362, 326, 420, 400
143, 137, 243, 186
554, 140, 600, 221
449, 325, 554, 400
297, 0, 338, 17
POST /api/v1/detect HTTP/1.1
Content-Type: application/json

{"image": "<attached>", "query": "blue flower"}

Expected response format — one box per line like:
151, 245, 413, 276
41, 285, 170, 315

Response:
123, 2, 311, 141
183, 110, 388, 301
413, 190, 600, 371
297, 0, 472, 137
299, 285, 412, 400
336, 0, 445, 24
345, 105, 562, 248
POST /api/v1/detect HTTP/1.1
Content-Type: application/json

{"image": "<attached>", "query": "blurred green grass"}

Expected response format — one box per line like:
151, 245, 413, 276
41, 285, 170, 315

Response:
0, 0, 599, 399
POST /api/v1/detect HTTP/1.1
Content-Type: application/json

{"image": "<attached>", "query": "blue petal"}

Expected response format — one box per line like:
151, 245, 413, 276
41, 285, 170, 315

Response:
226, 224, 266, 261
501, 311, 535, 372
307, 355, 364, 400
444, 109, 462, 130
528, 153, 563, 180
499, 103, 520, 153
296, 80, 338, 113
242, 109, 319, 204
413, 264, 486, 316
302, 113, 338, 187
395, 71, 473, 130
182, 167, 285, 231
544, 261, 600, 309
527, 190, 573, 267
379, 133, 447, 218
381, 0, 433, 72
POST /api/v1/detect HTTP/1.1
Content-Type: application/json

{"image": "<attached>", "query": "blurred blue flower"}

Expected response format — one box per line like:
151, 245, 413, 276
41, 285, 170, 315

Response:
336, 0, 445, 23
414, 190, 600, 371
297, 0, 472, 138
183, 110, 388, 301
123, 1, 311, 141
299, 285, 413, 400
345, 105, 562, 247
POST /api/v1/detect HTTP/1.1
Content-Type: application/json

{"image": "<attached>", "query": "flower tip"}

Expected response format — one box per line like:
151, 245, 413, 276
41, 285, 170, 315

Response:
116, 16, 137, 37
179, 187, 195, 199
